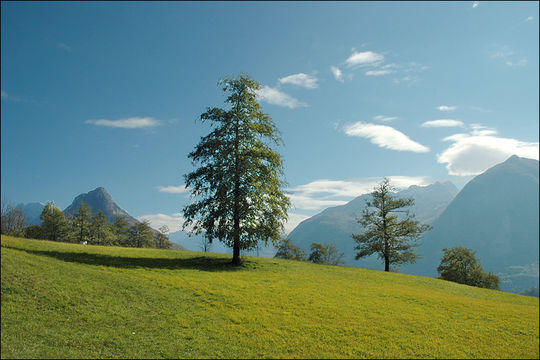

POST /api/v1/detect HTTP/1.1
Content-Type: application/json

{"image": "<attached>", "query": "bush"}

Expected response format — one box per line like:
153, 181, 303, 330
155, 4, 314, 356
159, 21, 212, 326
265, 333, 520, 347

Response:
437, 246, 499, 290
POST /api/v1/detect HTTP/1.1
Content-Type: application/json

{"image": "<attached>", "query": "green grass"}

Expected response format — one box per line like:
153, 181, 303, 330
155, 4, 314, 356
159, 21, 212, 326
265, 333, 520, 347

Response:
1, 235, 538, 359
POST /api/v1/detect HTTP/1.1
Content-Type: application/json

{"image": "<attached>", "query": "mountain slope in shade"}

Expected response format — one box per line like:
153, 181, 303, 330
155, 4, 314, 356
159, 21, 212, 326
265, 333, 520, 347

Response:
403, 156, 539, 293
15, 202, 45, 225
288, 181, 459, 269
63, 187, 138, 225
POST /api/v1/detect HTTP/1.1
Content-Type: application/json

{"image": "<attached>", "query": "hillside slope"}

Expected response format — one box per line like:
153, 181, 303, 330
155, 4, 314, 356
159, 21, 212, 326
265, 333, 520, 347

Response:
2, 236, 538, 359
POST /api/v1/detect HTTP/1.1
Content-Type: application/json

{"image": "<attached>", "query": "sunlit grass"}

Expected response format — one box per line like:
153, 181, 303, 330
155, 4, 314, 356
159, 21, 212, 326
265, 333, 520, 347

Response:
1, 235, 538, 359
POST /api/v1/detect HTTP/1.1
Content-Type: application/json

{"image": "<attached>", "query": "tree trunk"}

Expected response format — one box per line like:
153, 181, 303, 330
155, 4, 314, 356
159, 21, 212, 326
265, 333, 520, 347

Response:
232, 114, 241, 266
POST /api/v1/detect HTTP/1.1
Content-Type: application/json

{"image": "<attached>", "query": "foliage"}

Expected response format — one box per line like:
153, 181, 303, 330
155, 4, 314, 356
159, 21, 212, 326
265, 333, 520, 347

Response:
1, 235, 537, 359
308, 242, 345, 265
67, 201, 93, 244
155, 225, 173, 249
183, 74, 290, 265
0, 199, 26, 237
89, 210, 117, 246
40, 202, 68, 242
112, 216, 131, 247
274, 238, 307, 261
352, 177, 431, 271
128, 220, 155, 248
24, 225, 44, 240
437, 246, 500, 290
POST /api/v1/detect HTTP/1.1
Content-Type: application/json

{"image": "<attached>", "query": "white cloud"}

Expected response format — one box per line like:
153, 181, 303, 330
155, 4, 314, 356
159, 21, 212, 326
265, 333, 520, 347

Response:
85, 117, 160, 129
255, 85, 307, 109
373, 115, 398, 122
283, 213, 311, 235
287, 176, 430, 213
344, 122, 430, 153
137, 213, 185, 233
525, 16, 534, 22
505, 58, 528, 67
287, 194, 347, 211
278, 73, 318, 89
345, 51, 384, 68
438, 126, 539, 176
421, 119, 465, 128
392, 75, 418, 86
472, 1, 479, 8
365, 70, 394, 76
157, 185, 189, 194
437, 105, 457, 112
330, 66, 344, 82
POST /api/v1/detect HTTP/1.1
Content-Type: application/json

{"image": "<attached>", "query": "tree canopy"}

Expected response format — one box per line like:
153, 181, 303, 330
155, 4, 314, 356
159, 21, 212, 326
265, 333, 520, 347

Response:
183, 74, 290, 265
352, 178, 431, 271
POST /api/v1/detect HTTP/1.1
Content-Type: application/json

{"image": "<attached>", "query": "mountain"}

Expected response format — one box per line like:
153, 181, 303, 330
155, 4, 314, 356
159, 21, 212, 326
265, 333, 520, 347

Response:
15, 202, 45, 225
288, 181, 459, 269
403, 155, 539, 293
63, 187, 139, 225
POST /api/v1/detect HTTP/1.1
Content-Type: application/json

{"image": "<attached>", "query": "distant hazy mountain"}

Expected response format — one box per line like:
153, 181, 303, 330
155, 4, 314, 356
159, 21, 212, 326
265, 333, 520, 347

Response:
63, 187, 139, 225
15, 202, 45, 225
288, 181, 459, 269
403, 156, 539, 293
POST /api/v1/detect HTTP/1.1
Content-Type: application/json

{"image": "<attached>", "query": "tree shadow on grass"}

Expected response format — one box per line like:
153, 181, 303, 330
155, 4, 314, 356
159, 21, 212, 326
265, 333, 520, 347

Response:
2, 244, 255, 272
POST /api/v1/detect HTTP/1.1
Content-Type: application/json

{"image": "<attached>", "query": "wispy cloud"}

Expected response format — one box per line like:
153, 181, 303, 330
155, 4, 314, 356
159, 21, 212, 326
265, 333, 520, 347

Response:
345, 122, 430, 153
283, 213, 311, 235
392, 75, 419, 86
437, 105, 457, 112
330, 66, 344, 82
365, 69, 394, 76
137, 213, 185, 233
256, 85, 307, 109
56, 42, 71, 52
85, 117, 161, 129
287, 176, 430, 212
345, 51, 384, 68
524, 16, 534, 22
373, 115, 398, 122
278, 73, 318, 89
472, 1, 479, 8
421, 119, 465, 128
489, 45, 527, 67
157, 185, 189, 194
437, 125, 539, 176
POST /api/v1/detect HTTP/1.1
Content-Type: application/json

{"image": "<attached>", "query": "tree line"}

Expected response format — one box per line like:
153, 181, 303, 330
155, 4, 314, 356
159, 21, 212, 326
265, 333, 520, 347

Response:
1, 199, 173, 249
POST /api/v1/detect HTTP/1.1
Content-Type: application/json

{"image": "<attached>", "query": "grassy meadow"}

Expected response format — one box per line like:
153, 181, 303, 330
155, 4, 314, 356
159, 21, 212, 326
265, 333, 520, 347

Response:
1, 235, 539, 359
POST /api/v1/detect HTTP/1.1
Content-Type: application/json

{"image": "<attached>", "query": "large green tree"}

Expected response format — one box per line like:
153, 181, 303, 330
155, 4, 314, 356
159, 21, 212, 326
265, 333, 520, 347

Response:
128, 220, 155, 248
40, 202, 68, 242
183, 74, 290, 265
274, 238, 307, 261
352, 178, 431, 272
89, 210, 117, 246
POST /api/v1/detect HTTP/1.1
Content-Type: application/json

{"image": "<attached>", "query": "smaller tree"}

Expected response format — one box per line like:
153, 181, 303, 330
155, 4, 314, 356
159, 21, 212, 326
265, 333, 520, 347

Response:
199, 236, 213, 252
308, 242, 345, 265
68, 201, 93, 244
128, 220, 155, 248
40, 202, 68, 242
353, 178, 431, 272
1, 200, 27, 237
437, 246, 499, 290
155, 225, 173, 249
274, 238, 306, 261
112, 216, 131, 247
89, 210, 117, 246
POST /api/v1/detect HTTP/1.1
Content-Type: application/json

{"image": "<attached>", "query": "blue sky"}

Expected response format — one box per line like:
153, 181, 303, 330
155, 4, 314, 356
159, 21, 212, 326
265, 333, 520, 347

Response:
1, 1, 538, 234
